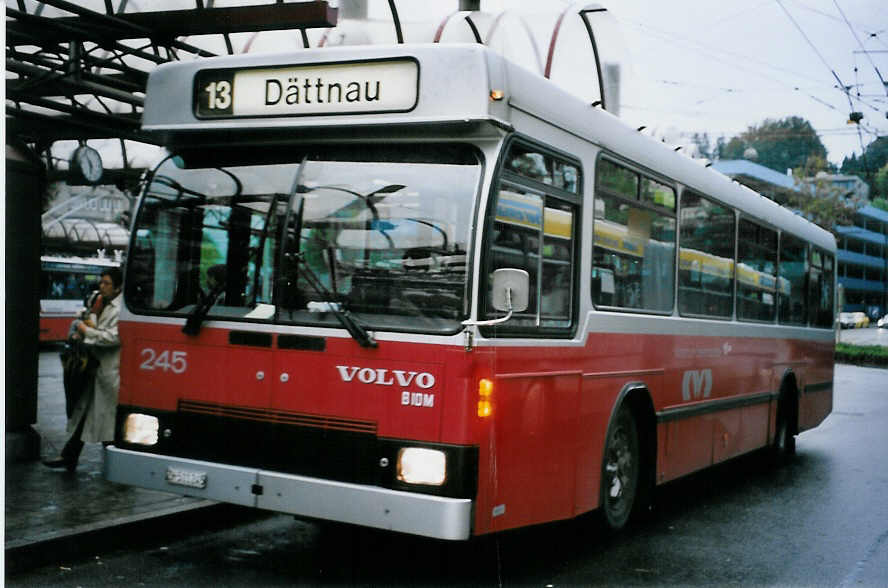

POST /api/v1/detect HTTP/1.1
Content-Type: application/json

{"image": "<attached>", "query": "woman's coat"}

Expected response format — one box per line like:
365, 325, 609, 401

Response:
68, 294, 121, 443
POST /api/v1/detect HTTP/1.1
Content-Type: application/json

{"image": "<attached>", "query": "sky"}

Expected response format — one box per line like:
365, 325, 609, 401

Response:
31, 0, 888, 170
424, 0, 888, 167
594, 0, 888, 167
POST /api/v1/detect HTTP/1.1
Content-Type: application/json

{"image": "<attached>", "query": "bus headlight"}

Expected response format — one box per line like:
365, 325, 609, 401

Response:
397, 447, 446, 486
123, 413, 159, 445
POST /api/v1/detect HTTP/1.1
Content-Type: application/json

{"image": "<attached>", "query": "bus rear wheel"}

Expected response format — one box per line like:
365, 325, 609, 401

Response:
772, 393, 797, 461
600, 405, 640, 531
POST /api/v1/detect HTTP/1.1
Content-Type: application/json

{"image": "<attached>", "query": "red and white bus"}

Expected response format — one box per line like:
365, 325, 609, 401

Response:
39, 254, 121, 342
106, 43, 835, 540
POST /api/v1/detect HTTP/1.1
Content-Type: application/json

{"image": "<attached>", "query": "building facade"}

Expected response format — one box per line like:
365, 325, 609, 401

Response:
835, 205, 888, 318
712, 159, 888, 318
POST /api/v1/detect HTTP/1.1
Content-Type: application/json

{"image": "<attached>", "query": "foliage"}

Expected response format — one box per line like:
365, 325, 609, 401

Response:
784, 177, 858, 232
835, 342, 888, 367
716, 116, 829, 174
873, 162, 888, 204
783, 157, 861, 233
840, 136, 888, 185
689, 132, 713, 160
705, 116, 861, 234
796, 154, 832, 178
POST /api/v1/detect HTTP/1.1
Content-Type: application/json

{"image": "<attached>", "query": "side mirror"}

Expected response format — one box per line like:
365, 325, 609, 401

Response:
462, 268, 529, 328
491, 268, 529, 313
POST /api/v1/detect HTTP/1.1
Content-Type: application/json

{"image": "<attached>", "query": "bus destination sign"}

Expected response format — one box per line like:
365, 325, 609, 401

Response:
194, 58, 419, 119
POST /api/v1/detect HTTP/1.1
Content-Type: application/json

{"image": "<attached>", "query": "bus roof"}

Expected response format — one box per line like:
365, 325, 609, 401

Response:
143, 43, 835, 254
143, 44, 507, 138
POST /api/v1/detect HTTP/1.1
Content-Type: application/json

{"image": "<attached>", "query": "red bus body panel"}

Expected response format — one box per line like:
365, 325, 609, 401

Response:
119, 318, 833, 536
39, 316, 72, 342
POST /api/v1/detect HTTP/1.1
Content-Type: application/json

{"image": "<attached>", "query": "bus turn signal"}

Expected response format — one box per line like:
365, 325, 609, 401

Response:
478, 378, 493, 418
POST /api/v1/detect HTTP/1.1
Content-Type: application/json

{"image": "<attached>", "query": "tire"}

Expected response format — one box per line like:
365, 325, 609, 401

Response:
772, 392, 797, 461
600, 405, 640, 531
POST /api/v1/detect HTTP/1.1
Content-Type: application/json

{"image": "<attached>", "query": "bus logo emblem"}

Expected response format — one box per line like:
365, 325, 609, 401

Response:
336, 365, 436, 389
682, 369, 712, 401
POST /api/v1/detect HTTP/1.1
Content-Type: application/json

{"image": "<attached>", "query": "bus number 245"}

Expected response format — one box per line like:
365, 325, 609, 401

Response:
140, 348, 187, 374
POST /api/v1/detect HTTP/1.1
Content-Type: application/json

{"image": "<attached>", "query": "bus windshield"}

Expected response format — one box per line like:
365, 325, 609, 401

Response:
126, 144, 481, 334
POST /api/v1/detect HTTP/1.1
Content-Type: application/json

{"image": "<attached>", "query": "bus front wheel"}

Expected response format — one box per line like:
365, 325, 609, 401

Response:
600, 405, 640, 531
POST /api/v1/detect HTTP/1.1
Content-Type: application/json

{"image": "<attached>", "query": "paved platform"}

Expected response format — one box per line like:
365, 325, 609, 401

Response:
5, 349, 217, 573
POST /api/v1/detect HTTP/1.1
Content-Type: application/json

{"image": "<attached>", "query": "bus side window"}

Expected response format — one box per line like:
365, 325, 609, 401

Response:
540, 205, 574, 324
592, 158, 675, 313
809, 248, 834, 327
737, 219, 778, 322
678, 191, 735, 318
485, 142, 580, 332
778, 233, 807, 325
487, 187, 543, 325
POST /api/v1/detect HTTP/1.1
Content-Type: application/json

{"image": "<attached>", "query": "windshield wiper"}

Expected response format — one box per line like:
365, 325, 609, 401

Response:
182, 278, 225, 336
292, 251, 377, 348
281, 165, 378, 348
326, 183, 406, 220
247, 193, 287, 306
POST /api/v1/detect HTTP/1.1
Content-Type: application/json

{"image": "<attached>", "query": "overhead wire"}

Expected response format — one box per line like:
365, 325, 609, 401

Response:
627, 4, 885, 120
774, 0, 882, 176
829, 0, 885, 175
786, 0, 881, 40
622, 20, 846, 118
832, 0, 888, 97
618, 2, 885, 165
774, 0, 848, 96
654, 78, 827, 94
626, 18, 827, 87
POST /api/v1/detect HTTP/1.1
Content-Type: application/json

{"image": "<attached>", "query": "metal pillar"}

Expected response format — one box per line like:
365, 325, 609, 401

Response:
5, 141, 45, 461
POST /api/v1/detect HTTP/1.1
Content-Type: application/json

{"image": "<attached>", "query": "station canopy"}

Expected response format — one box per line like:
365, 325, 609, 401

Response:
8, 1, 631, 254
42, 217, 130, 253
7, 0, 629, 169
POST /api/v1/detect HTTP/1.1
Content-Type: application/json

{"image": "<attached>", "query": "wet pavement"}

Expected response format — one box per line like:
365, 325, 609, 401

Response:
5, 333, 886, 576
4, 348, 218, 573
839, 325, 888, 347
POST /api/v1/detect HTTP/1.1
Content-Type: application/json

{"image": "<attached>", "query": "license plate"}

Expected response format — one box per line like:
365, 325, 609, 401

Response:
165, 467, 208, 489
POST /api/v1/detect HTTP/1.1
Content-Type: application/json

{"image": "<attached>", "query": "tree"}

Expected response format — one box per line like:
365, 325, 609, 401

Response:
873, 162, 888, 212
785, 174, 858, 234
795, 154, 832, 178
718, 116, 830, 174
689, 132, 713, 159
841, 136, 888, 184
716, 136, 745, 160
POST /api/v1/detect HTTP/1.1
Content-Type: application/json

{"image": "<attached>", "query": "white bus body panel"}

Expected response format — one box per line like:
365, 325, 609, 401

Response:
105, 447, 472, 540
143, 44, 509, 135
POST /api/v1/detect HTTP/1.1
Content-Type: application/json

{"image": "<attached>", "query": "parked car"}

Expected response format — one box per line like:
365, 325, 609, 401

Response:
839, 312, 870, 329
878, 314, 888, 328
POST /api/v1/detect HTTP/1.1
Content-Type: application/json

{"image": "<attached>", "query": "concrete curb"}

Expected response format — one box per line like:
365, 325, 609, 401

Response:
4, 501, 258, 575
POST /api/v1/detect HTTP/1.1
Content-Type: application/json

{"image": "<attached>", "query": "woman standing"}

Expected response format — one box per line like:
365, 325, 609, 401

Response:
44, 267, 122, 471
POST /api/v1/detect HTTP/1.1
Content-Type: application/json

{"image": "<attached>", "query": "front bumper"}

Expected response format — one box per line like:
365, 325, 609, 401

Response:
104, 446, 473, 540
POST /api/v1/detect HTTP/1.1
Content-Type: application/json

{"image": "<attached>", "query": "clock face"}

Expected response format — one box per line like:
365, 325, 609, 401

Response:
73, 146, 103, 183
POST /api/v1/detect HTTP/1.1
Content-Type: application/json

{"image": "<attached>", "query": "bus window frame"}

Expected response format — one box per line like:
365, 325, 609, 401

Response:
591, 152, 677, 317
677, 188, 737, 321
807, 244, 835, 328
125, 143, 488, 336
777, 230, 809, 326
479, 134, 583, 339
735, 215, 780, 325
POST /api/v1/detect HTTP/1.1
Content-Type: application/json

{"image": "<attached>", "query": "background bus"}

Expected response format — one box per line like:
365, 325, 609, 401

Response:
39, 254, 121, 342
